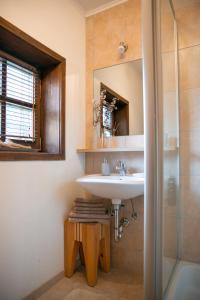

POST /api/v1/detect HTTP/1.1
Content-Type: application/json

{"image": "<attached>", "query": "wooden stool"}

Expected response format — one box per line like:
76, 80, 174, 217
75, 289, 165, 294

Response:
64, 220, 110, 287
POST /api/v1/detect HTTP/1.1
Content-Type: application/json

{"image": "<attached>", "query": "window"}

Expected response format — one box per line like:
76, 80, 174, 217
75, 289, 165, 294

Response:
0, 17, 65, 161
100, 83, 129, 137
0, 55, 40, 148
102, 105, 113, 137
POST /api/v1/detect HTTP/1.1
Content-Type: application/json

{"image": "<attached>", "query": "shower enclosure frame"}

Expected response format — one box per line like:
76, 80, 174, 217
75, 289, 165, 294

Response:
142, 0, 179, 299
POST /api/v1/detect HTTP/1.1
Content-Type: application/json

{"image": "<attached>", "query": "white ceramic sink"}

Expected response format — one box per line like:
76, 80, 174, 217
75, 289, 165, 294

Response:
76, 173, 144, 201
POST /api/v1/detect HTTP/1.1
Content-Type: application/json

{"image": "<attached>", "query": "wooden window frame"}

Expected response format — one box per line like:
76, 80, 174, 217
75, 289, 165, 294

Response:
0, 17, 65, 161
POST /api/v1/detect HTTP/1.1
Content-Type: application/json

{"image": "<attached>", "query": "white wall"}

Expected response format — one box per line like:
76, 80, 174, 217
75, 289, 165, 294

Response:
0, 1, 85, 299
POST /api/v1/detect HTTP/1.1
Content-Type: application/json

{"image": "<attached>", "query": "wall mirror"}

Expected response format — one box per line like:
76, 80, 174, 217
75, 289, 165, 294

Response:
93, 59, 143, 138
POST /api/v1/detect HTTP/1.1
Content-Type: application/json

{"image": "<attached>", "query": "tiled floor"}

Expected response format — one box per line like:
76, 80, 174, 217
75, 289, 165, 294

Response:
37, 268, 144, 300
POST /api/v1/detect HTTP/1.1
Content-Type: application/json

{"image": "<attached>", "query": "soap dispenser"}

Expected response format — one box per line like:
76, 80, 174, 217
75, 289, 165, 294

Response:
101, 158, 110, 176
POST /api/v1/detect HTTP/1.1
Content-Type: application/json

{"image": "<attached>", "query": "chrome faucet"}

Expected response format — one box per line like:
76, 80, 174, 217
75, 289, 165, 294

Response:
116, 160, 126, 176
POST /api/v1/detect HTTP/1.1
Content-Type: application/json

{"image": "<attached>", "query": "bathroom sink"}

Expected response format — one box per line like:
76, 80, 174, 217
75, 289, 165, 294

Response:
76, 173, 144, 201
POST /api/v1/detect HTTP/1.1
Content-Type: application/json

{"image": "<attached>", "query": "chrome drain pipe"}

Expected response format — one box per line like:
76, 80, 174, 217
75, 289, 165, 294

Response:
114, 204, 120, 241
112, 199, 122, 241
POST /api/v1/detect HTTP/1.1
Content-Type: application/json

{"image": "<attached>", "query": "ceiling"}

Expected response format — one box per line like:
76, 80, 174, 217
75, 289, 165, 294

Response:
77, 0, 200, 13
76, 0, 200, 18
76, 0, 123, 13
77, 0, 114, 11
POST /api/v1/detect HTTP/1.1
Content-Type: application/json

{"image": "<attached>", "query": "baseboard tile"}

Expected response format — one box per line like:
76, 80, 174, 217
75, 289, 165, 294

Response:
23, 271, 64, 300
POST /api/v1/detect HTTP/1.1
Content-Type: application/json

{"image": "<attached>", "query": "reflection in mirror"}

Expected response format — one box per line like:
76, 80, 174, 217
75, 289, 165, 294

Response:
93, 60, 143, 138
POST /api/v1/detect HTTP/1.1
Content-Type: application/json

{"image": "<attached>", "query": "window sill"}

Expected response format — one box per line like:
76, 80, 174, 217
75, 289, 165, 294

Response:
0, 151, 65, 161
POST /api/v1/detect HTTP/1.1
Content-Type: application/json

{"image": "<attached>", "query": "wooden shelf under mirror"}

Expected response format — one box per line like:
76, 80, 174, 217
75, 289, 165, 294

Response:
76, 145, 178, 153
77, 147, 144, 153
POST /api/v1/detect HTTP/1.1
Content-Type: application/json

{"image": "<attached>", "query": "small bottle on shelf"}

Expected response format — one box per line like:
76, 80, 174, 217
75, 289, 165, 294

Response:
101, 158, 110, 176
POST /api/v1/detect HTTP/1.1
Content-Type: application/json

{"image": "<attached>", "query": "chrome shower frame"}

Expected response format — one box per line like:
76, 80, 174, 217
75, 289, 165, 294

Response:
142, 1, 179, 299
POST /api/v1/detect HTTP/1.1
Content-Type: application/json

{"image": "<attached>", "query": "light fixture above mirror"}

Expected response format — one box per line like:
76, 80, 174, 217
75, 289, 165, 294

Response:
118, 42, 128, 56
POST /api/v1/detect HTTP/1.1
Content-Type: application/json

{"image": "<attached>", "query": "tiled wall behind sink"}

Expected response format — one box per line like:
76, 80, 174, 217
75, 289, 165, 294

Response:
85, 0, 144, 281
85, 152, 144, 281
85, 152, 144, 175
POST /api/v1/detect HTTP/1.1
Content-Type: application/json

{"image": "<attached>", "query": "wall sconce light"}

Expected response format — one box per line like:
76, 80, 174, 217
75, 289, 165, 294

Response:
118, 42, 128, 56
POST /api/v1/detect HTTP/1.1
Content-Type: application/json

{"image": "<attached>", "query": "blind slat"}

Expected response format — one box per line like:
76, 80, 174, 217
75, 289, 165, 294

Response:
0, 71, 39, 85
0, 56, 40, 144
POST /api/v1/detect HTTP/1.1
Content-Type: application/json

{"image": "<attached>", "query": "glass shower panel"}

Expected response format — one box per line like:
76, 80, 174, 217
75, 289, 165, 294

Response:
161, 0, 179, 294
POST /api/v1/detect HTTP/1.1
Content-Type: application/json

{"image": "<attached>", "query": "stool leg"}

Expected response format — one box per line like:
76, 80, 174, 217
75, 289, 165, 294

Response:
64, 221, 79, 277
100, 223, 110, 273
79, 243, 85, 266
82, 223, 101, 287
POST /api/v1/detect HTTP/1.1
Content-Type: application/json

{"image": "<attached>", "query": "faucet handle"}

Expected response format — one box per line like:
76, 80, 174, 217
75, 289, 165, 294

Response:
116, 160, 121, 169
120, 160, 126, 167
116, 160, 126, 171
121, 160, 126, 168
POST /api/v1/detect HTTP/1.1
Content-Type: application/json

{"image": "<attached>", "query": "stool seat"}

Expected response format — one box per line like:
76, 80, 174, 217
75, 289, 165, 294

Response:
64, 220, 110, 287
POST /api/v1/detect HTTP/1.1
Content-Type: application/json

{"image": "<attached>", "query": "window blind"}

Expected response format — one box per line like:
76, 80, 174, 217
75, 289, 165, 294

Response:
0, 56, 40, 146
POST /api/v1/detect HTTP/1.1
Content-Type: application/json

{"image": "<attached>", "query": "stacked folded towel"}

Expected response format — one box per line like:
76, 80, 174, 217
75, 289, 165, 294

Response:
68, 198, 110, 223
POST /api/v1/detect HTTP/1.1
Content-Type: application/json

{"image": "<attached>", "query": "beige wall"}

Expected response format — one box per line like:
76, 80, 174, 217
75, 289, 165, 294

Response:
175, 0, 200, 263
86, 0, 142, 147
0, 1, 85, 299
85, 0, 144, 280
